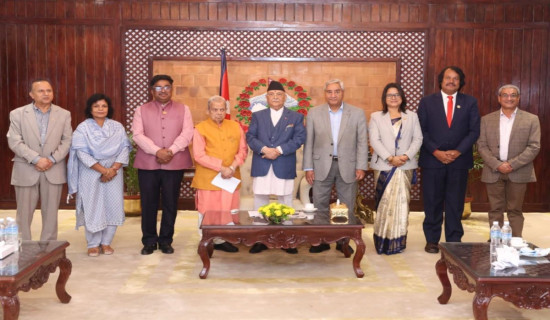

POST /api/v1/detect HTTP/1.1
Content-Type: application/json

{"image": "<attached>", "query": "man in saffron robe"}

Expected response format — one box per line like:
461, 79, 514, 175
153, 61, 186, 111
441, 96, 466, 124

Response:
192, 95, 248, 252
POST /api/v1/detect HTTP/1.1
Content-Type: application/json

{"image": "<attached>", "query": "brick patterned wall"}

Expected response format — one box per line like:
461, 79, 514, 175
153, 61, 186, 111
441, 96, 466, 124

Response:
153, 60, 397, 125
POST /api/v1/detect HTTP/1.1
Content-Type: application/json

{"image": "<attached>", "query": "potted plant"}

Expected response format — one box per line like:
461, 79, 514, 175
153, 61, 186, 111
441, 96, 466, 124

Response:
123, 133, 141, 216
462, 146, 484, 219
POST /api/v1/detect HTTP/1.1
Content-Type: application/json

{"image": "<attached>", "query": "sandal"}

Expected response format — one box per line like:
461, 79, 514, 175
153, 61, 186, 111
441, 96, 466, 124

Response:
87, 247, 100, 257
101, 245, 114, 255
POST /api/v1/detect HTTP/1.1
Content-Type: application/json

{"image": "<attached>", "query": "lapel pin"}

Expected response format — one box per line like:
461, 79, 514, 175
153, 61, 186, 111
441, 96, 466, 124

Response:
457, 105, 461, 109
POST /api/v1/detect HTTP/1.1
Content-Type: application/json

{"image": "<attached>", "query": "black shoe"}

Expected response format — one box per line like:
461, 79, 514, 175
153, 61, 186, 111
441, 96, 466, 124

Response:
249, 243, 268, 254
282, 248, 298, 254
336, 242, 354, 254
424, 242, 439, 254
214, 242, 239, 253
309, 243, 331, 253
140, 244, 157, 255
159, 243, 174, 254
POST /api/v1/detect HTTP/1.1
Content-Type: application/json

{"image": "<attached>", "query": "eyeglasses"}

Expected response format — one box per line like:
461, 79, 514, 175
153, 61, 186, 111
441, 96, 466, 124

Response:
499, 93, 518, 99
386, 93, 401, 99
153, 85, 172, 92
325, 90, 342, 95
266, 92, 285, 97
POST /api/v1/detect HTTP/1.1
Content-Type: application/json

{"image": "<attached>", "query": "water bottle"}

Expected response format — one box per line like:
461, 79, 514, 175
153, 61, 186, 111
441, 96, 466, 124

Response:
490, 221, 501, 263
0, 218, 5, 242
501, 221, 512, 247
5, 218, 18, 248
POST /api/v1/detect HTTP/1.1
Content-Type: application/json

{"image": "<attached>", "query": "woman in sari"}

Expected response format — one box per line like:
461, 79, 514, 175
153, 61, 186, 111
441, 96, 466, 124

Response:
369, 83, 423, 254
68, 93, 131, 257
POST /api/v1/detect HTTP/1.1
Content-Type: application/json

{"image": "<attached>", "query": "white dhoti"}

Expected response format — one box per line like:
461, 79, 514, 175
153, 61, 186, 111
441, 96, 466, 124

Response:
252, 165, 294, 209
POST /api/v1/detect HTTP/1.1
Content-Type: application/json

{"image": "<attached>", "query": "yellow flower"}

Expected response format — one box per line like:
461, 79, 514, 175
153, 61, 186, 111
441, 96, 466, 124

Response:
265, 211, 272, 217
275, 210, 282, 216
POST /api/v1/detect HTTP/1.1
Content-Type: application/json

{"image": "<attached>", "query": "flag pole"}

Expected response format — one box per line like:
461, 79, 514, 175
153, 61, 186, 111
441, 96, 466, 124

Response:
220, 48, 231, 119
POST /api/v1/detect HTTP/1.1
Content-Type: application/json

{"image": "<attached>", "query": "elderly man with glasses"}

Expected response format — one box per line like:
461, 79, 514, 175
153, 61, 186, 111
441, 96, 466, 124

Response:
477, 84, 540, 237
132, 74, 194, 255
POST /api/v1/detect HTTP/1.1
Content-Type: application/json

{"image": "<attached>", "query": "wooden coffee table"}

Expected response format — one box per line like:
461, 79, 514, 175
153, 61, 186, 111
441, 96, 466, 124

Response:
0, 240, 72, 320
436, 242, 550, 320
198, 210, 365, 279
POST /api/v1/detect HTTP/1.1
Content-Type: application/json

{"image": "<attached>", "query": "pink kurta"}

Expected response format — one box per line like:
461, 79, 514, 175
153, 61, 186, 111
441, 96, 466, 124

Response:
192, 122, 248, 224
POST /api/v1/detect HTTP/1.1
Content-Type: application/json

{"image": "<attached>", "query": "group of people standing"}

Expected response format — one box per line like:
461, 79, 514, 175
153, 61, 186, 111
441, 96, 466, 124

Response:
6, 65, 540, 258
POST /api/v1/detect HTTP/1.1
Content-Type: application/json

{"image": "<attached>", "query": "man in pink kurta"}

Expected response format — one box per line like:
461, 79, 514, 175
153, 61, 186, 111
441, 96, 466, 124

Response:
132, 74, 194, 255
192, 96, 248, 252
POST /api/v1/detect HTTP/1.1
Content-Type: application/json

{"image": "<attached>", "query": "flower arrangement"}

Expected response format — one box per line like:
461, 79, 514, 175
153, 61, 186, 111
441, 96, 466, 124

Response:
258, 202, 295, 224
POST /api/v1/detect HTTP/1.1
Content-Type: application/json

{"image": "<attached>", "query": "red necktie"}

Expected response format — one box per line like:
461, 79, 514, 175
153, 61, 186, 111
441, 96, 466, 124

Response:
446, 96, 453, 127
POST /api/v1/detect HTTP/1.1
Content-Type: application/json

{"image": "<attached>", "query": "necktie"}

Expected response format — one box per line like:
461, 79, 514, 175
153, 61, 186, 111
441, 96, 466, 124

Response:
446, 96, 453, 127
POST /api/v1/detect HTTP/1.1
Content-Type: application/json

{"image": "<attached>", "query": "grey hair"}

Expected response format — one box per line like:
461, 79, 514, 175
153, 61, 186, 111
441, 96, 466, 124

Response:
29, 78, 52, 92
498, 84, 520, 96
207, 95, 226, 110
324, 79, 345, 91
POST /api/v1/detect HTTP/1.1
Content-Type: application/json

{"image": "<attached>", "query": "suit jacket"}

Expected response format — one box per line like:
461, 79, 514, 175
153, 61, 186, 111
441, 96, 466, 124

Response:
246, 107, 306, 179
369, 110, 423, 171
477, 109, 540, 183
417, 92, 480, 169
303, 103, 368, 183
7, 103, 73, 186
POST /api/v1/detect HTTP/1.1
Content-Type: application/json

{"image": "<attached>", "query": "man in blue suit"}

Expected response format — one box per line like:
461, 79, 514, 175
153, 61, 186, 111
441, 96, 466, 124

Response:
246, 80, 306, 254
418, 66, 480, 253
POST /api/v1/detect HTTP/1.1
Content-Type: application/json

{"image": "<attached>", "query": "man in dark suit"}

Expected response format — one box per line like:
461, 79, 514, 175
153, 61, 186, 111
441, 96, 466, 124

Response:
246, 80, 306, 254
477, 84, 540, 237
418, 66, 480, 253
7, 79, 73, 241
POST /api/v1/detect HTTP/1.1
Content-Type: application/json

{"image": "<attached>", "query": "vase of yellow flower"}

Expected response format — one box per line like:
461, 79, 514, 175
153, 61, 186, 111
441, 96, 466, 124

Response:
258, 202, 295, 224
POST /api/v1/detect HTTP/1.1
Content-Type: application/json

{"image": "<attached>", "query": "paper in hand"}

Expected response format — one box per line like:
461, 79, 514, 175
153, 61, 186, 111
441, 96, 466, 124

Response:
211, 172, 240, 193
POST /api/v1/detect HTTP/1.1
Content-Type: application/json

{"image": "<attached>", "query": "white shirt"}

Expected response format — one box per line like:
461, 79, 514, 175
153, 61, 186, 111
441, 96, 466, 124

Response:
499, 108, 517, 161
441, 90, 457, 119
269, 107, 284, 154
329, 104, 343, 156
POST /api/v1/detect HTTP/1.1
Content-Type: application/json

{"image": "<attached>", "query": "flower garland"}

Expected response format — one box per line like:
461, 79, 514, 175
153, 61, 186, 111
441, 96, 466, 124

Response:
234, 78, 312, 131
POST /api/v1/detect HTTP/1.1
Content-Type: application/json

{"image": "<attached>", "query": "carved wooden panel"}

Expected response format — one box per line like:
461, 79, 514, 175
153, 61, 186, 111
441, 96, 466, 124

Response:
123, 29, 425, 200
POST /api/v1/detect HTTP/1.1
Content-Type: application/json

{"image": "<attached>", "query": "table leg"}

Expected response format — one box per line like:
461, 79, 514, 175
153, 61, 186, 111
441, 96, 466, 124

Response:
198, 240, 211, 279
55, 257, 72, 303
472, 293, 491, 320
436, 257, 452, 304
0, 294, 20, 320
352, 238, 365, 278
207, 241, 214, 258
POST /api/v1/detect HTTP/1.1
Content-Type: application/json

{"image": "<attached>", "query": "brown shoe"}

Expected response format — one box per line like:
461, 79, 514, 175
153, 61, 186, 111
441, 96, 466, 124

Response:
101, 245, 114, 255
424, 242, 439, 254
88, 247, 100, 257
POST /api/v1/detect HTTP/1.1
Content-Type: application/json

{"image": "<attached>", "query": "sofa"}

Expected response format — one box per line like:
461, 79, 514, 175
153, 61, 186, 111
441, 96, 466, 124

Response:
238, 147, 311, 210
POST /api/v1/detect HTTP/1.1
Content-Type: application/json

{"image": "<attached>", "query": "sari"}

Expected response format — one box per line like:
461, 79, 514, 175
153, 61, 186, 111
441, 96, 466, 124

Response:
373, 118, 414, 255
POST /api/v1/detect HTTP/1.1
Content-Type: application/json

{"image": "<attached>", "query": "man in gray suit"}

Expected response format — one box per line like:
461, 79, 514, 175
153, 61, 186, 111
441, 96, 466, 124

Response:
477, 84, 540, 237
303, 79, 368, 253
7, 79, 72, 240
